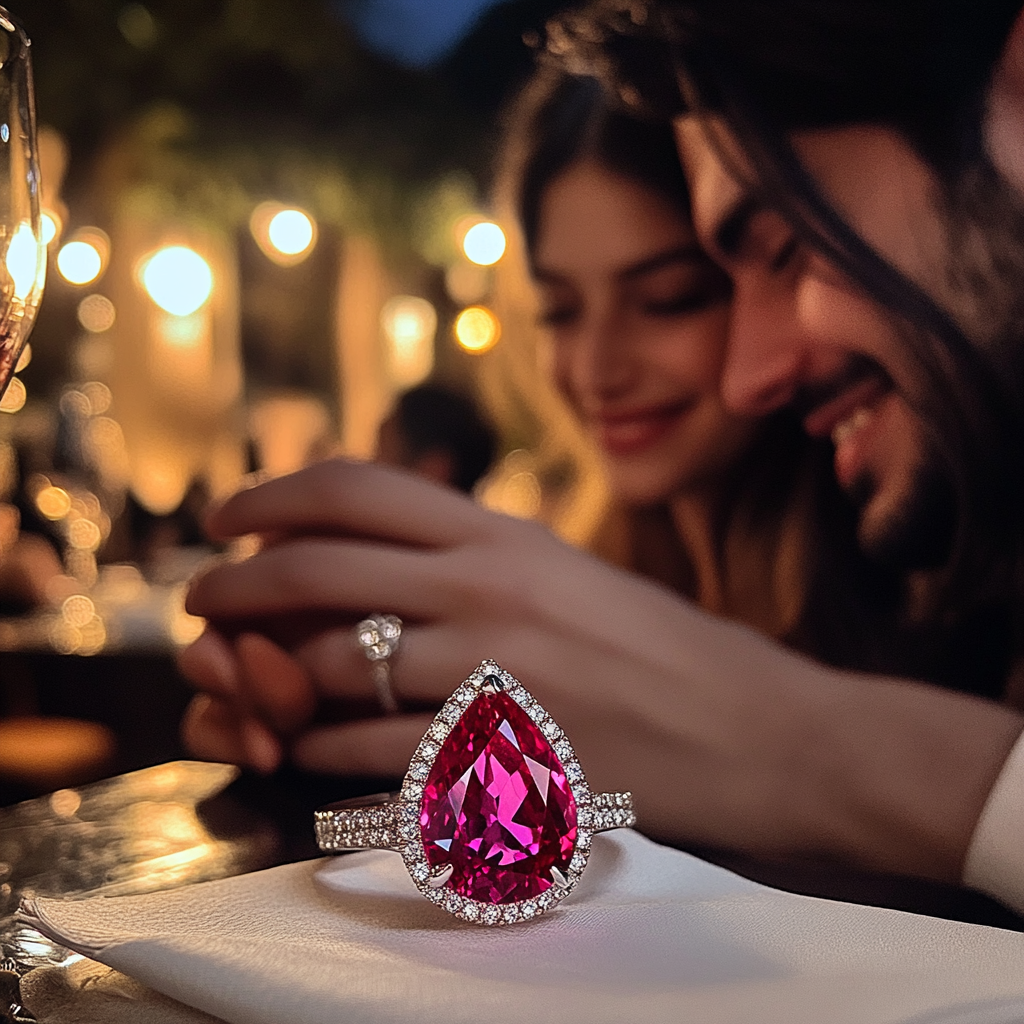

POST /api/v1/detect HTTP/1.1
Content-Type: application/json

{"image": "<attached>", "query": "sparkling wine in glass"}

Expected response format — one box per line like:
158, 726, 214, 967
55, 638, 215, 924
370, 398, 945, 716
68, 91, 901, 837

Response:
0, 7, 43, 401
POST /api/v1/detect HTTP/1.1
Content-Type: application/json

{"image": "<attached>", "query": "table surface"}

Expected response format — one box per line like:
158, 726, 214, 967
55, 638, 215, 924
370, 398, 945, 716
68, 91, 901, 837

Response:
1, 760, 1022, 1022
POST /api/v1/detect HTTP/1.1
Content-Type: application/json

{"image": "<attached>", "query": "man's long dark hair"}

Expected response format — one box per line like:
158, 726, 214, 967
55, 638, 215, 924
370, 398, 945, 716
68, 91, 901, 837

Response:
551, 0, 1024, 633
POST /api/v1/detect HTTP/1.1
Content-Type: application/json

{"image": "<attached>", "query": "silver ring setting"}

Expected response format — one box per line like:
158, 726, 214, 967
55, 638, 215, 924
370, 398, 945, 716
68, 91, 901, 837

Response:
315, 660, 635, 926
356, 614, 402, 715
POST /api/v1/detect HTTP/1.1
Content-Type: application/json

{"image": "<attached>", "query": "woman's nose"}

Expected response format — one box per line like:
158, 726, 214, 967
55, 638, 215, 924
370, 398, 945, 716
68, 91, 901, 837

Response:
572, 311, 636, 400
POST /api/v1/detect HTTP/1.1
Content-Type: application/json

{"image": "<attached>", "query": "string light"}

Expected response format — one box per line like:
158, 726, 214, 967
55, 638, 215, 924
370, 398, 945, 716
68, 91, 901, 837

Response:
268, 209, 315, 256
453, 305, 500, 354
462, 221, 506, 266
141, 246, 213, 316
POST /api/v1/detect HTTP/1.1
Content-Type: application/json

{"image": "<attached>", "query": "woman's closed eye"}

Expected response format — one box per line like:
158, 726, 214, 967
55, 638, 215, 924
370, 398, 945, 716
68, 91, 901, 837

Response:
537, 303, 580, 328
638, 268, 732, 316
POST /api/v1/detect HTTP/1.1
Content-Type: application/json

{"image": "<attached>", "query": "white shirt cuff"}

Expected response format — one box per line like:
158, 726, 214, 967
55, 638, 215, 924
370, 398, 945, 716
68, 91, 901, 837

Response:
962, 728, 1024, 914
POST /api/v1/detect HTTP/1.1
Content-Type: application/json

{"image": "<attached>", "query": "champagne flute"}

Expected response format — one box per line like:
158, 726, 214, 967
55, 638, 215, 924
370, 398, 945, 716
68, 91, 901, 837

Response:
0, 7, 43, 401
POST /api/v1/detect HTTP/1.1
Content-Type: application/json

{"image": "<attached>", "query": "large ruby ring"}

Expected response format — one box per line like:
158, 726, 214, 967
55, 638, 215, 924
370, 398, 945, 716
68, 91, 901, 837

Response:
314, 660, 635, 926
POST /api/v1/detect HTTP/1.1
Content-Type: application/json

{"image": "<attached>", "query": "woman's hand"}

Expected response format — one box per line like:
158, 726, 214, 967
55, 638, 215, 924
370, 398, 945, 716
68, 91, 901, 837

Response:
179, 458, 1024, 882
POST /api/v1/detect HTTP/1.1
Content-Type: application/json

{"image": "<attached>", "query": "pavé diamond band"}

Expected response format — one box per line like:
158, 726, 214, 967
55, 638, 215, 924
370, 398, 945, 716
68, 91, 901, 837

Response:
315, 660, 636, 926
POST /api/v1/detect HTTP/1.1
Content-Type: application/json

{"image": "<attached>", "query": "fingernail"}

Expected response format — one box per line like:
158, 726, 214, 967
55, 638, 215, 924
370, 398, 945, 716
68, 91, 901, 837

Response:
242, 718, 281, 774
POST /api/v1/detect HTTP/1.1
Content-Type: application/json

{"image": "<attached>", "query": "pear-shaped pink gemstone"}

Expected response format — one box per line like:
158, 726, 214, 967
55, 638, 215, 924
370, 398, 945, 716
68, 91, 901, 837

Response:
420, 689, 577, 904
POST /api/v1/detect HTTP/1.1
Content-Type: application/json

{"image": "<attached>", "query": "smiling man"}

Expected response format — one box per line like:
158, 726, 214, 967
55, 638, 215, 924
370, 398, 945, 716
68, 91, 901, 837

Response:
551, 0, 1024, 905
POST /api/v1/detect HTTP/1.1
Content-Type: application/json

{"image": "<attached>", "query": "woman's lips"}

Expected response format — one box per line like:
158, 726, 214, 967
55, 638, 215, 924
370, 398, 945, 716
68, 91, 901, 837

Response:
593, 401, 692, 456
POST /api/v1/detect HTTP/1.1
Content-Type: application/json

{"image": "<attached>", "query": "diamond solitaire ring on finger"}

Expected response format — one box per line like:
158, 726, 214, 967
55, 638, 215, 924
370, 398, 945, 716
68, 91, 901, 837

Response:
314, 660, 635, 926
355, 614, 402, 715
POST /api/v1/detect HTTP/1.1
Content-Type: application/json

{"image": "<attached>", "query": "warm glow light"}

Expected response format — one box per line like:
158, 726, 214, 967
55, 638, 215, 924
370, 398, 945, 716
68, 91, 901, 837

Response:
36, 485, 72, 520
49, 789, 81, 818
81, 381, 113, 415
15, 344, 31, 372
268, 209, 315, 256
141, 246, 213, 316
62, 594, 96, 628
7, 223, 43, 300
380, 295, 436, 387
0, 377, 26, 413
462, 221, 506, 266
41, 211, 60, 246
68, 517, 102, 551
77, 294, 116, 333
454, 305, 500, 353
57, 240, 102, 286
250, 202, 317, 266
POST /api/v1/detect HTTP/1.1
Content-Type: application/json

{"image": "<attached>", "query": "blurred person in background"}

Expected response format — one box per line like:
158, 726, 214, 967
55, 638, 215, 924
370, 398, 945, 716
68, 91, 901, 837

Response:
375, 383, 497, 495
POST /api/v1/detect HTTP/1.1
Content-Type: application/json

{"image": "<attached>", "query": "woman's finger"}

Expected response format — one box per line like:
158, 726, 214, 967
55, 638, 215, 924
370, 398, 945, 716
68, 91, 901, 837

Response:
291, 714, 434, 776
205, 459, 492, 547
180, 694, 282, 774
294, 621, 498, 704
235, 633, 318, 735
186, 538, 459, 622
176, 628, 239, 699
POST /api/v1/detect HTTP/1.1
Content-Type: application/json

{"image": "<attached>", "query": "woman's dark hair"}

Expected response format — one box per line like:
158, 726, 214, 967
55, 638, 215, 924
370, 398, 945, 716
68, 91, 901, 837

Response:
503, 64, 692, 262
551, 0, 1024, 623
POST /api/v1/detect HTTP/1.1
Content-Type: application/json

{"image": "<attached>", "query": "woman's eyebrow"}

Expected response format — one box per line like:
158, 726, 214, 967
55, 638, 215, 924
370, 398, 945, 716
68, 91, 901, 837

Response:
618, 244, 707, 280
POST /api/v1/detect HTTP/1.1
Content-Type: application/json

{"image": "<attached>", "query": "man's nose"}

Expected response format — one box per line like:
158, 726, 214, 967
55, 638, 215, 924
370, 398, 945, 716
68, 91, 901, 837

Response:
720, 283, 804, 417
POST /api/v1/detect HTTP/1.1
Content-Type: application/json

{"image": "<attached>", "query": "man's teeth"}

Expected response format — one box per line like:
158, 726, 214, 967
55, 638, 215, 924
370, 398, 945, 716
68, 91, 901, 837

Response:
831, 407, 872, 446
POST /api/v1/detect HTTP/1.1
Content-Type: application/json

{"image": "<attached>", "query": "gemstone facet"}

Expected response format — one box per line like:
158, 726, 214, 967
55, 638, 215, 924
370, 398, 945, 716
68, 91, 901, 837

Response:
419, 689, 577, 904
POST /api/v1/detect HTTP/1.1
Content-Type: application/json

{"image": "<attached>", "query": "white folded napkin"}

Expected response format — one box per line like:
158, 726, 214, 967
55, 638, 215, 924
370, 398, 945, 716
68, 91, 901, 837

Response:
20, 830, 1024, 1024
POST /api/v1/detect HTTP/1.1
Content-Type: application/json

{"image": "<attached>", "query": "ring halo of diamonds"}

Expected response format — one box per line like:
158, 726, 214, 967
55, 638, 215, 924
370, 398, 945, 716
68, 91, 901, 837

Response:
314, 660, 635, 926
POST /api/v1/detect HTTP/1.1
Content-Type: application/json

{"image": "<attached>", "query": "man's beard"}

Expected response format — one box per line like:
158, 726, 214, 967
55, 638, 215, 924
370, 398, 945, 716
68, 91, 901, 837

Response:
848, 451, 956, 570
851, 148, 1024, 575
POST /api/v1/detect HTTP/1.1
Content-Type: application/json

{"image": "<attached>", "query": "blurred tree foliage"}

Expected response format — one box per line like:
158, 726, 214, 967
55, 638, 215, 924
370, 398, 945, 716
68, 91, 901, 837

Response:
12, 0, 564, 257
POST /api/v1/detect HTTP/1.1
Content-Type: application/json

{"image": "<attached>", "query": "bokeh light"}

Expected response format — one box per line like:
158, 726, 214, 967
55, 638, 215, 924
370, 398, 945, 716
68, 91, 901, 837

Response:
15, 344, 31, 372
380, 295, 436, 387
141, 246, 213, 316
36, 485, 72, 520
62, 594, 96, 628
7, 222, 43, 300
0, 377, 26, 413
268, 209, 315, 256
68, 517, 102, 551
41, 210, 61, 246
250, 202, 318, 266
57, 240, 103, 286
80, 381, 113, 415
462, 221, 506, 266
77, 294, 117, 333
453, 305, 500, 354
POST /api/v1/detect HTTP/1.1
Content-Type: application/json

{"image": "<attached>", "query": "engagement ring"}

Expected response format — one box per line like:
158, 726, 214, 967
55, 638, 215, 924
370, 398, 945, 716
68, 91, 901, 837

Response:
355, 614, 402, 715
315, 660, 635, 925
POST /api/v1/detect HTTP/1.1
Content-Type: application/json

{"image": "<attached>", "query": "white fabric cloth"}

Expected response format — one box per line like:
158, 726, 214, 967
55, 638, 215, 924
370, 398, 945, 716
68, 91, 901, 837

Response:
964, 728, 1024, 915
21, 829, 1024, 1024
